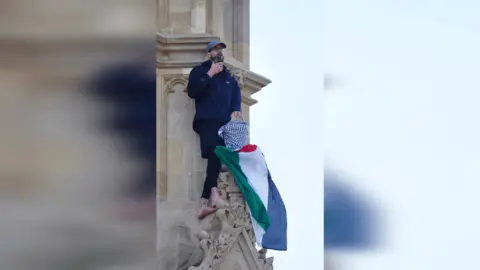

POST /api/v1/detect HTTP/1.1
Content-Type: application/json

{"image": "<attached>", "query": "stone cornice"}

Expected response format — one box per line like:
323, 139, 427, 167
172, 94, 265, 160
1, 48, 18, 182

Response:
223, 62, 271, 105
157, 33, 217, 45
156, 33, 217, 54
224, 62, 271, 95
157, 32, 216, 69
157, 33, 272, 106
156, 60, 200, 69
156, 58, 271, 106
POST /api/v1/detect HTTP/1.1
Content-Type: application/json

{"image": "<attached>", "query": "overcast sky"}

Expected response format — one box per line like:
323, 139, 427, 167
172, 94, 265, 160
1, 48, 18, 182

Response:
250, 0, 480, 269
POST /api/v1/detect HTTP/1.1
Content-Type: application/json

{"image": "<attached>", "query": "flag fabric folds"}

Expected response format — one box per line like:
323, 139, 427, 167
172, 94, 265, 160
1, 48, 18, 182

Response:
215, 144, 287, 251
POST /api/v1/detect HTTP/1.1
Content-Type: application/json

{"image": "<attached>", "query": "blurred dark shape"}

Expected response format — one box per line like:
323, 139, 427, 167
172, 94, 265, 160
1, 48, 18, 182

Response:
87, 53, 156, 201
323, 74, 336, 90
324, 74, 347, 91
324, 170, 377, 250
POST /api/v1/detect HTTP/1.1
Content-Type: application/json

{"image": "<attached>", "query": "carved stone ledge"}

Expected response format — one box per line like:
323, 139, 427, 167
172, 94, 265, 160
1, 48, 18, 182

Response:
157, 33, 219, 65
243, 71, 272, 96
157, 33, 218, 48
225, 64, 271, 92
229, 69, 246, 89
186, 173, 275, 270
226, 65, 271, 106
156, 59, 204, 69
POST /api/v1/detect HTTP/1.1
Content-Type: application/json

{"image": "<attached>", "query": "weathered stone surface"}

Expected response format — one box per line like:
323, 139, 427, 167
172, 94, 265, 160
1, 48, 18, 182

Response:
187, 174, 274, 270
157, 1, 274, 269
157, 200, 204, 270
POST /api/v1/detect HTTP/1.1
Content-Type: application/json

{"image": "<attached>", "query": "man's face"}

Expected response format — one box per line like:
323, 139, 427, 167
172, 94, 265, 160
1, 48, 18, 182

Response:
208, 46, 225, 63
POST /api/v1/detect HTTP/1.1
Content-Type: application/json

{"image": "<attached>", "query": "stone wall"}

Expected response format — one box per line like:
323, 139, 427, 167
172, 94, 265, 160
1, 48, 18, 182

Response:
157, 0, 275, 269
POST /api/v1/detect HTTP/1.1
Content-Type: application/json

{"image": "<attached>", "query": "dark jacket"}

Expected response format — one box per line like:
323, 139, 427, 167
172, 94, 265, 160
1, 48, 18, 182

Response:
187, 60, 242, 131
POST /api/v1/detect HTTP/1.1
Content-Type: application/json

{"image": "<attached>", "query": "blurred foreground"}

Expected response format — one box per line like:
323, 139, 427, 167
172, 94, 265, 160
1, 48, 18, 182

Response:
0, 1, 156, 269
324, 169, 382, 270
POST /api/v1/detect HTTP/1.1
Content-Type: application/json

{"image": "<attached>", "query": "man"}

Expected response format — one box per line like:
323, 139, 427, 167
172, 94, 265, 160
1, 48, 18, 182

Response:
187, 40, 242, 219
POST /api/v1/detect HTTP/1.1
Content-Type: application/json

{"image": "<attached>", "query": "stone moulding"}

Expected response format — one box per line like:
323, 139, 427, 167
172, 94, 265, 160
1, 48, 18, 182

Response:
156, 61, 271, 107
157, 33, 218, 47
187, 173, 274, 270
157, 73, 190, 200
225, 66, 271, 106
156, 32, 272, 96
155, 67, 270, 200
156, 33, 218, 63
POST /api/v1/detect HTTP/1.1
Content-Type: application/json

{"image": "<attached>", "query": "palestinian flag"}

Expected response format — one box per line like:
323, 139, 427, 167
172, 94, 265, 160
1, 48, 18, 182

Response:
214, 144, 287, 251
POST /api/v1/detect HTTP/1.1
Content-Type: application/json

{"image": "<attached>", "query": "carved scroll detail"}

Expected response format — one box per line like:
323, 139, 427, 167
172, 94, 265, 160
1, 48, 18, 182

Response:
230, 68, 246, 88
188, 173, 275, 270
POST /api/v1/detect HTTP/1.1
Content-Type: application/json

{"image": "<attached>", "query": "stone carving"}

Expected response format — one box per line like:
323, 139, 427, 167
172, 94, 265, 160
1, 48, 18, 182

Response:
230, 69, 246, 89
157, 211, 204, 270
164, 76, 189, 94
258, 249, 274, 270
188, 173, 248, 270
187, 173, 275, 270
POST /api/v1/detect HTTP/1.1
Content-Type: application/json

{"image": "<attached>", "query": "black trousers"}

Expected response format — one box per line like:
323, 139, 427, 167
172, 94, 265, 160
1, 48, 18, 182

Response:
194, 120, 226, 199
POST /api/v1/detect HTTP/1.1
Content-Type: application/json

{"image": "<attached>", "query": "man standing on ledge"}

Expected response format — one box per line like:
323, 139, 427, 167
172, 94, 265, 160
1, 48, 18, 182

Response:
187, 40, 242, 219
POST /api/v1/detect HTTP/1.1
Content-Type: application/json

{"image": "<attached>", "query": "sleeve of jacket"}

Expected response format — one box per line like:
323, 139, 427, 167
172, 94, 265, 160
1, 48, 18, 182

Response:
187, 66, 211, 99
231, 79, 242, 112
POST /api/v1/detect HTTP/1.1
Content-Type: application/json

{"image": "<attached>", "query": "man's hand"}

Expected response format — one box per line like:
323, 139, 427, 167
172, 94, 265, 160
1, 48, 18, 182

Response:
207, 63, 224, 77
231, 111, 242, 120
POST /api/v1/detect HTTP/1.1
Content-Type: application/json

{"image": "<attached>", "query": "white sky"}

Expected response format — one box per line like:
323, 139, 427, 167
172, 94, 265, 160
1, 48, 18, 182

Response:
250, 0, 480, 269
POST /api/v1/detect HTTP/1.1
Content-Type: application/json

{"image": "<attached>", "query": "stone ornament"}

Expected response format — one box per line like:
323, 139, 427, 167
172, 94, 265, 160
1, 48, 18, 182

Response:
229, 69, 246, 89
188, 173, 274, 270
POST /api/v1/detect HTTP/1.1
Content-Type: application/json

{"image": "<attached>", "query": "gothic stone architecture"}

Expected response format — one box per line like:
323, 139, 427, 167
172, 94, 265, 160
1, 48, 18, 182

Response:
157, 0, 274, 269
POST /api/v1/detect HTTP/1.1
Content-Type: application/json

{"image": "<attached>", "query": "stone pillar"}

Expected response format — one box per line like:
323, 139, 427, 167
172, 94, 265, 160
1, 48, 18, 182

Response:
157, 1, 274, 269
